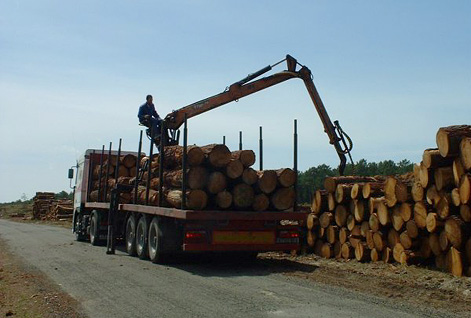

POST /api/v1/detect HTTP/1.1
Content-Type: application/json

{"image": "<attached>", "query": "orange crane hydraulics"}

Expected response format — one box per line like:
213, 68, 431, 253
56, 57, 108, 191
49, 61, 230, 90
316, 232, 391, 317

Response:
163, 54, 353, 175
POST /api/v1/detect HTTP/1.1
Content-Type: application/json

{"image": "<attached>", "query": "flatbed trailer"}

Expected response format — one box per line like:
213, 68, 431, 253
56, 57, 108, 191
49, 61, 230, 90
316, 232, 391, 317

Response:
72, 147, 303, 263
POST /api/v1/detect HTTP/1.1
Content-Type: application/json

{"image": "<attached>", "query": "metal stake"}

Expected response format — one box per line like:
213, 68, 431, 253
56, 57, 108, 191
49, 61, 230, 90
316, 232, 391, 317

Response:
182, 114, 188, 209
293, 119, 298, 211
146, 126, 154, 205
259, 126, 263, 171
239, 131, 243, 150
134, 131, 143, 204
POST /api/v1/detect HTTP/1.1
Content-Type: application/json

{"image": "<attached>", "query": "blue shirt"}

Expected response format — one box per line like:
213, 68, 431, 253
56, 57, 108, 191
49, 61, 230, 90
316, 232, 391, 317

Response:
138, 102, 160, 123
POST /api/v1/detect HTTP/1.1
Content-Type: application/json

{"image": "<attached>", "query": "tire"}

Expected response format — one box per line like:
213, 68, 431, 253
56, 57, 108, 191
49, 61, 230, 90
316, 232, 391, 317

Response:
148, 217, 166, 264
89, 211, 101, 246
136, 215, 149, 259
125, 214, 137, 256
74, 212, 86, 242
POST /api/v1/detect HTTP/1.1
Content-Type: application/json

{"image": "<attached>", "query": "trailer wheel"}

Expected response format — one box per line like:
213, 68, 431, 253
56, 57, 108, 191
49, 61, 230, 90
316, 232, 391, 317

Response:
125, 214, 137, 256
136, 215, 149, 259
89, 211, 101, 246
148, 217, 167, 264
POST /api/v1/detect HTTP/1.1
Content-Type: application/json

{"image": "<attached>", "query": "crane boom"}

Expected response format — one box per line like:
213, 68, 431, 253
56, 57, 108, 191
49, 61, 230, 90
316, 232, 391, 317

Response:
164, 55, 353, 175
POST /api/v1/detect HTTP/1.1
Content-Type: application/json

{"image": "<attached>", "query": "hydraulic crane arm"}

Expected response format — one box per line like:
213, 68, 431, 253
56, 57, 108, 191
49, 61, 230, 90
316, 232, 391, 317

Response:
164, 55, 353, 175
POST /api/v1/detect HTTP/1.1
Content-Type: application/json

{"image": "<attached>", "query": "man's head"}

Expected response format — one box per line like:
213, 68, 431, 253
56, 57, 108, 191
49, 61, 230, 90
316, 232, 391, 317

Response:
146, 94, 153, 104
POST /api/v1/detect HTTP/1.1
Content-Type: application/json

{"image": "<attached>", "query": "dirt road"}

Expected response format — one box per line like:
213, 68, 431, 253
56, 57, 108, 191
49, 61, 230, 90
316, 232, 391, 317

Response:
0, 219, 453, 318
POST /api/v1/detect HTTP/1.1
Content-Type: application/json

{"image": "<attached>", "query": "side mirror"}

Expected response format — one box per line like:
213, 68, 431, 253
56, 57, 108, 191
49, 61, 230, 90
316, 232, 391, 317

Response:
68, 168, 74, 179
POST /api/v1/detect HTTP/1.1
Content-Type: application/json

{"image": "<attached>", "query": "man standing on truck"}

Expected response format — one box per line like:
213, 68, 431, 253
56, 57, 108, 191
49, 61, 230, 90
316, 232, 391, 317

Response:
138, 94, 162, 135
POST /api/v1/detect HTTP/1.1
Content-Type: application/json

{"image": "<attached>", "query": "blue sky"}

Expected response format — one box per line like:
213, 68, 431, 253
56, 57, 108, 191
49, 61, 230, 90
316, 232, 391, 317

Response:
0, 1, 470, 202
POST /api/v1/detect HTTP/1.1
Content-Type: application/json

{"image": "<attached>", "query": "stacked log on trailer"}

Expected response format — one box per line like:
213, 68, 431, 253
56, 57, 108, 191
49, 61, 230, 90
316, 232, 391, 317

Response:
306, 125, 471, 277
88, 144, 297, 211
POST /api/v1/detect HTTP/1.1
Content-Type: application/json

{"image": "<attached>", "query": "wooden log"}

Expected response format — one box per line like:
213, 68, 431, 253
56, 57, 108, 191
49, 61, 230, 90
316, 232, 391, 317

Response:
413, 201, 428, 229
324, 176, 380, 193
411, 182, 424, 202
339, 227, 349, 244
314, 239, 324, 256
349, 235, 362, 249
465, 238, 471, 264
311, 190, 328, 214
434, 166, 454, 191
451, 188, 461, 207
425, 185, 440, 207
413, 163, 421, 181
353, 200, 366, 222
420, 236, 432, 259
426, 213, 444, 233
400, 250, 424, 265
382, 247, 392, 263
459, 174, 471, 204
391, 206, 404, 231
355, 242, 370, 262
388, 229, 401, 248
216, 190, 233, 209
453, 157, 465, 187
166, 189, 207, 210
341, 242, 354, 259
149, 177, 160, 190
231, 150, 256, 167
327, 193, 336, 211
306, 230, 316, 247
257, 170, 278, 194
121, 154, 137, 169
242, 168, 258, 185
368, 196, 383, 215
362, 182, 384, 199
163, 166, 209, 190
276, 168, 296, 187
373, 231, 387, 251
165, 145, 205, 167
423, 148, 454, 168
439, 229, 450, 251
437, 193, 454, 219
335, 184, 353, 204
89, 190, 99, 202
445, 215, 468, 248
447, 247, 464, 277
405, 220, 419, 239
318, 227, 326, 239
460, 204, 471, 222
419, 163, 433, 188
270, 187, 295, 211
201, 144, 231, 168
399, 202, 412, 222
360, 221, 370, 237
226, 160, 244, 179
326, 225, 339, 244
384, 176, 412, 207
370, 248, 380, 262
435, 253, 447, 270
377, 202, 390, 226
307, 213, 320, 231
366, 230, 375, 250
369, 213, 380, 232
207, 171, 227, 194
437, 125, 471, 157
333, 205, 347, 227
393, 243, 405, 263
400, 231, 417, 250
321, 242, 334, 259
334, 240, 342, 259
346, 214, 355, 231
429, 233, 442, 256
350, 183, 362, 200
319, 212, 333, 228
232, 183, 255, 209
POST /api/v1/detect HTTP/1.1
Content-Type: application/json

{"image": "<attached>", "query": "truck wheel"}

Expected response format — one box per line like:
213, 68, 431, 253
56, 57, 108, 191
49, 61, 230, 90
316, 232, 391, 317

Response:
89, 211, 101, 246
148, 217, 166, 264
74, 212, 86, 242
125, 215, 137, 256
136, 215, 149, 259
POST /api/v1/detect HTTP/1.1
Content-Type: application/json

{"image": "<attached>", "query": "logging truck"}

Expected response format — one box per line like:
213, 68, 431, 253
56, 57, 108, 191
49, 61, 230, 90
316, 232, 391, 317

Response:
70, 54, 352, 263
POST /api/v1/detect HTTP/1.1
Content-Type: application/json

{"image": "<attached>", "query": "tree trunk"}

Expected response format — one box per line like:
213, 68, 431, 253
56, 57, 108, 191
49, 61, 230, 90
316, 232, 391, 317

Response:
413, 201, 428, 229
252, 193, 269, 211
447, 247, 464, 277
242, 168, 258, 185
453, 157, 465, 187
355, 242, 370, 262
377, 201, 390, 226
353, 200, 366, 222
215, 190, 233, 209
439, 229, 450, 251
326, 225, 338, 244
166, 189, 207, 210
232, 183, 255, 209
370, 248, 380, 262
163, 166, 209, 190
335, 205, 348, 227
226, 160, 244, 179
324, 176, 380, 193
207, 171, 227, 194
121, 154, 137, 169
311, 190, 328, 214
319, 212, 334, 228
307, 213, 320, 231
276, 168, 297, 187
426, 213, 444, 233
362, 182, 384, 199
335, 184, 353, 203
373, 231, 386, 251
257, 170, 278, 194
459, 174, 471, 204
201, 144, 231, 168
399, 202, 412, 222
405, 220, 419, 239
434, 166, 454, 191
341, 242, 354, 259
270, 187, 295, 210
339, 227, 349, 244
436, 125, 471, 157
391, 207, 404, 231
387, 229, 401, 248
445, 215, 468, 248
231, 150, 256, 167
369, 213, 380, 232
350, 183, 363, 199
411, 182, 424, 202
422, 148, 454, 168
460, 204, 471, 222
419, 163, 434, 188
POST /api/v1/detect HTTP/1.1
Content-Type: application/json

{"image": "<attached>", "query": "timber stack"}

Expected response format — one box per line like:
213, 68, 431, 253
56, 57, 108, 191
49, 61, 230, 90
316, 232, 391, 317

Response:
32, 192, 73, 220
32, 192, 55, 219
306, 125, 471, 277
88, 144, 297, 211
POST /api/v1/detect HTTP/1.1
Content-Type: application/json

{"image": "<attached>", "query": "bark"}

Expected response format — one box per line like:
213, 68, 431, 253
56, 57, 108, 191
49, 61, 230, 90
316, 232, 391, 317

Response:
426, 213, 444, 233
231, 150, 256, 167
459, 174, 471, 204
434, 166, 454, 191
306, 213, 320, 231
252, 193, 269, 211
226, 160, 244, 179
445, 215, 468, 248
436, 125, 471, 158
334, 204, 348, 227
319, 212, 334, 229
207, 171, 227, 194
323, 176, 380, 193
453, 157, 465, 187
353, 200, 366, 222
326, 225, 339, 244
270, 187, 295, 211
447, 247, 464, 277
241, 168, 258, 185
422, 148, 454, 168
166, 189, 208, 210
362, 182, 384, 199
256, 170, 278, 194
391, 206, 404, 231
201, 144, 231, 168
276, 168, 297, 187
215, 190, 233, 209
232, 183, 255, 209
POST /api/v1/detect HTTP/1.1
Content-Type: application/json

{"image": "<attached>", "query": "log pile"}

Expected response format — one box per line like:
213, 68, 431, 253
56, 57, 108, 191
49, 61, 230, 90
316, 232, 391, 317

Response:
306, 125, 471, 277
88, 144, 297, 211
32, 192, 73, 220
